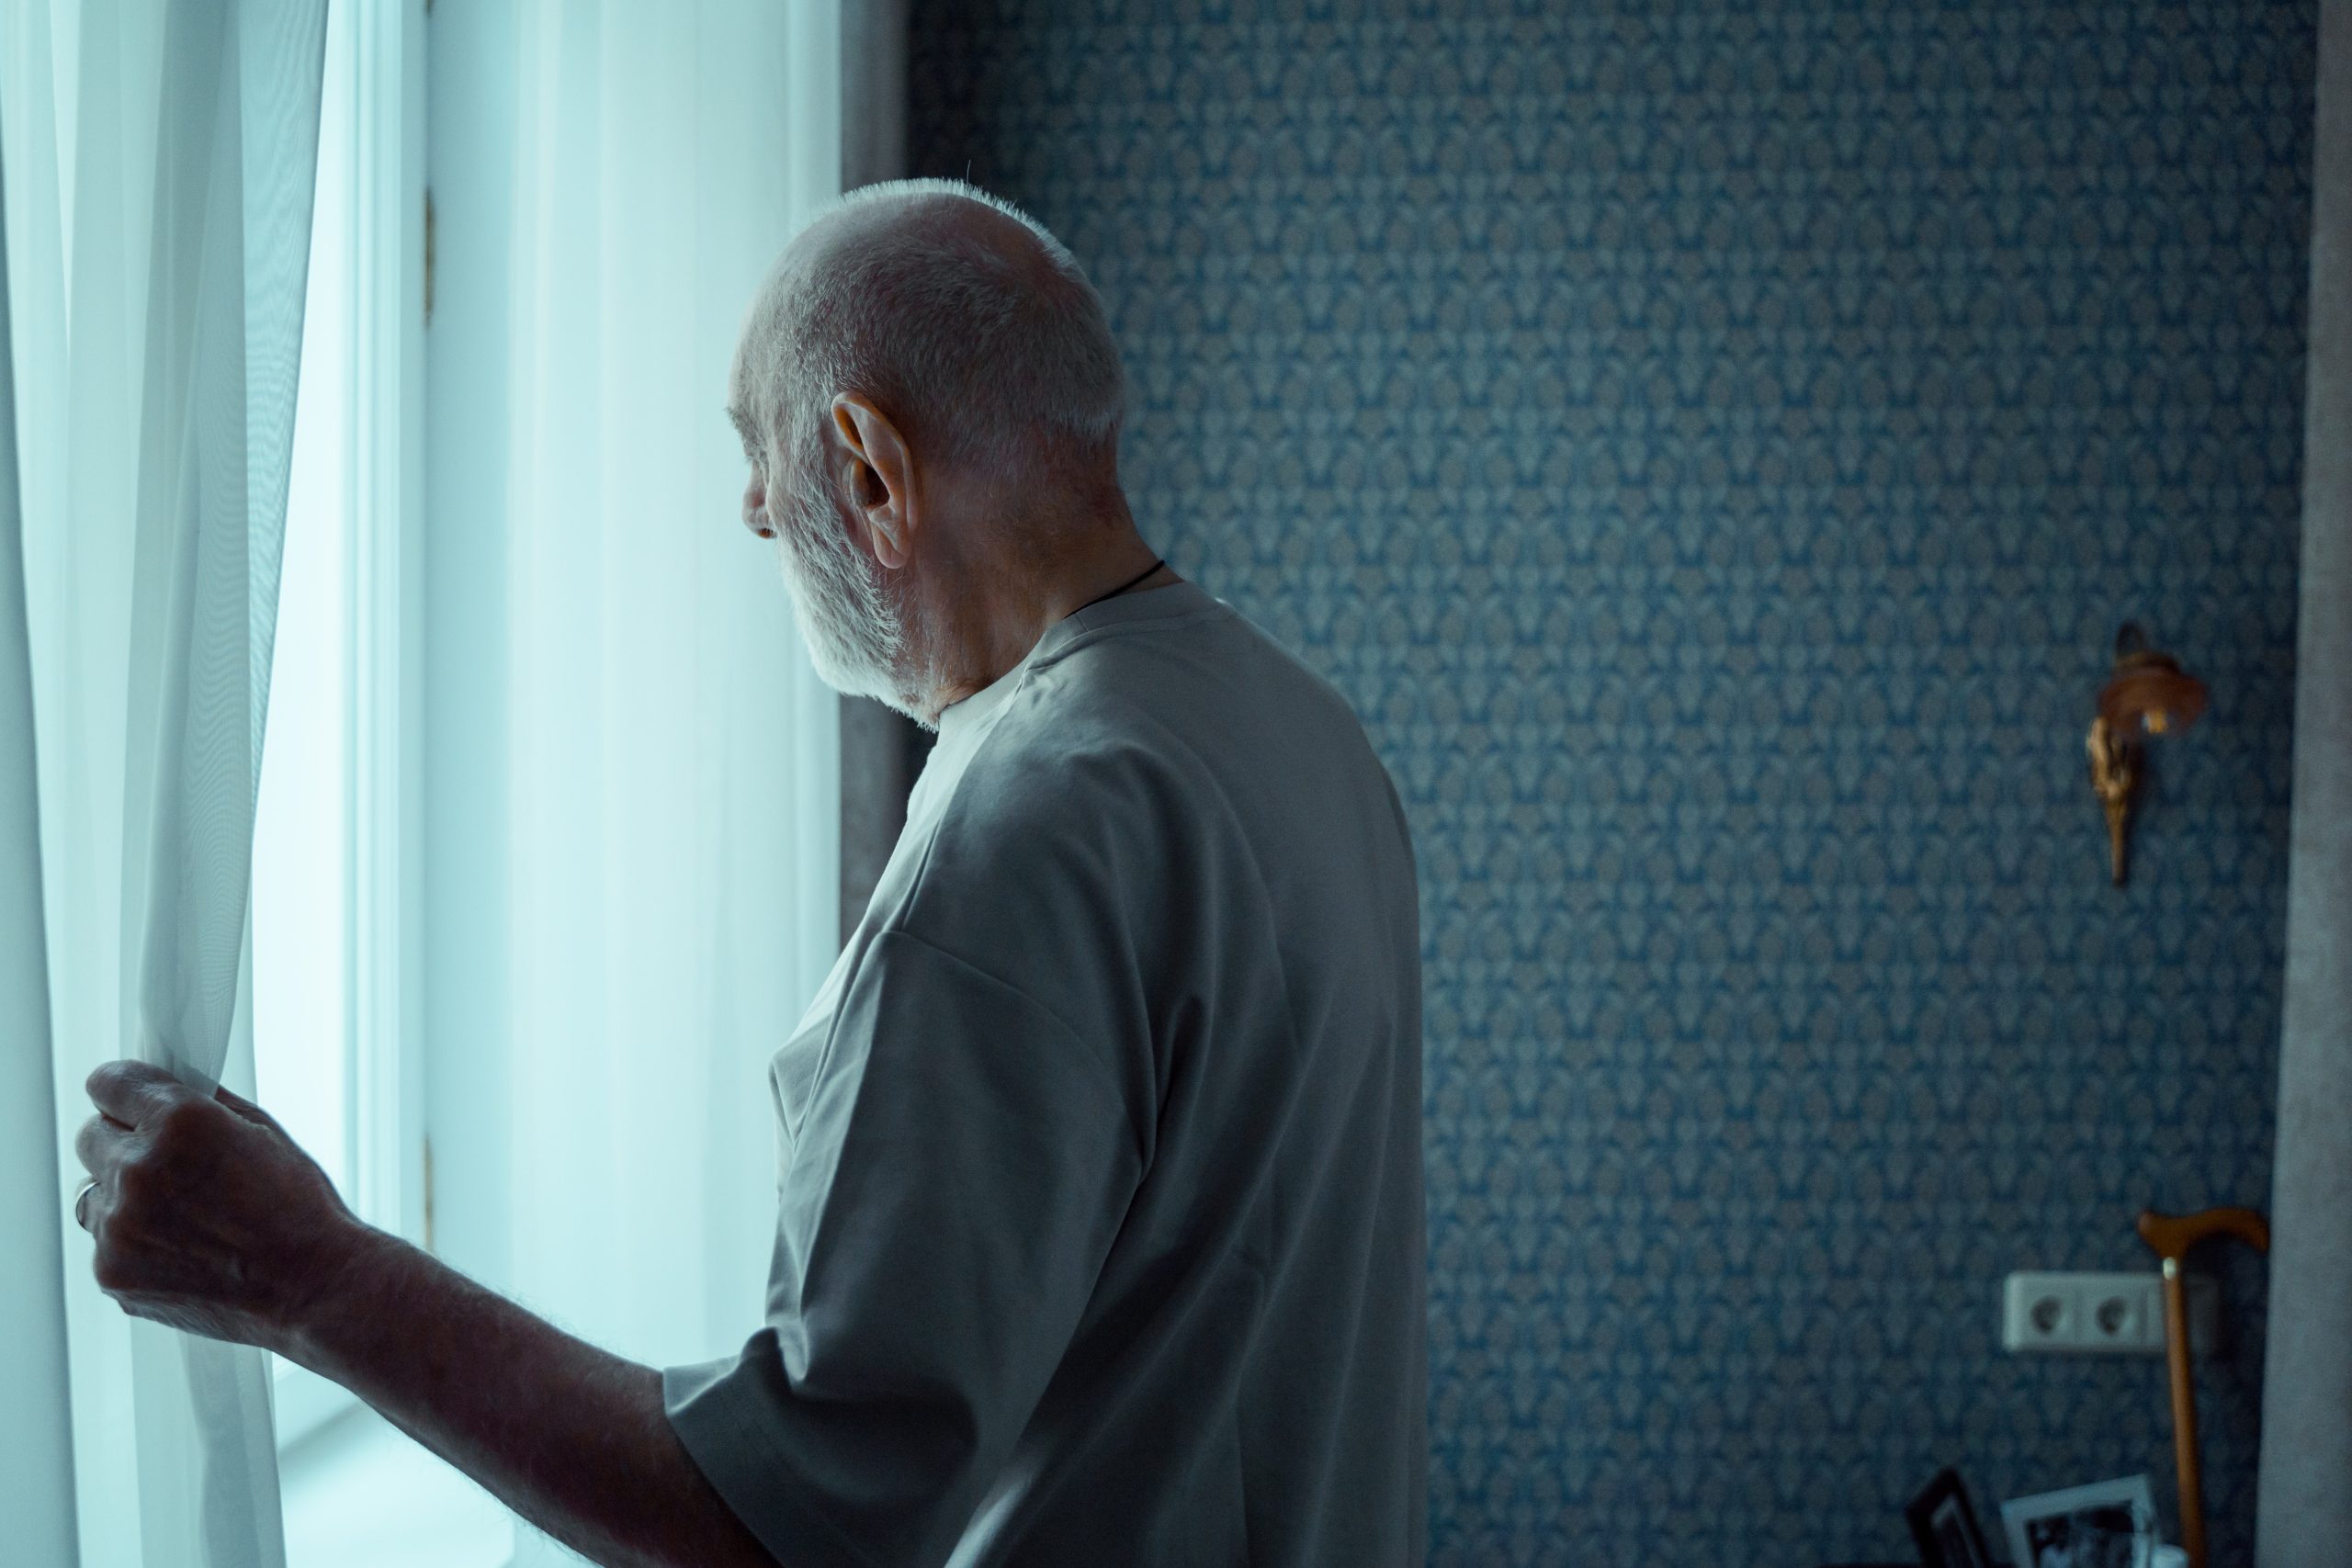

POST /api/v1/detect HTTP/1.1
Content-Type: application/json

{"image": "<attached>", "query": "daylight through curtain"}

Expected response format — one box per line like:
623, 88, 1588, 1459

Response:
0, 1, 327, 1562
416, 26, 842, 1542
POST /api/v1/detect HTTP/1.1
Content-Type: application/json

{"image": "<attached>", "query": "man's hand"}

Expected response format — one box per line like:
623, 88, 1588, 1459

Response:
73, 1058, 779, 1567
74, 1059, 376, 1354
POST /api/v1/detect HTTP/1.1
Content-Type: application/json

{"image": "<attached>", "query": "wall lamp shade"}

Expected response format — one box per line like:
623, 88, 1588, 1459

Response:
2086, 624, 2207, 886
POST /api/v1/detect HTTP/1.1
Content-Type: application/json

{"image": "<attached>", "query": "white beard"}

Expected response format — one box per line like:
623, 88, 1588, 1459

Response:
769, 448, 922, 718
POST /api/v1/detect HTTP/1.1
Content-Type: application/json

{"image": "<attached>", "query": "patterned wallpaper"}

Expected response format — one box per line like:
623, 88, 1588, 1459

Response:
910, 4, 2313, 1562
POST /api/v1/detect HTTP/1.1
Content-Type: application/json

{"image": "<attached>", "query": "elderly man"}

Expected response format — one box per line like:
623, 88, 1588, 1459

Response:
75, 180, 1426, 1566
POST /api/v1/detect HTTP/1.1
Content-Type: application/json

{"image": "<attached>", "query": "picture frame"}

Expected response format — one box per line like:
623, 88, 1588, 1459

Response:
1905, 1468, 1996, 1568
1998, 1474, 2158, 1568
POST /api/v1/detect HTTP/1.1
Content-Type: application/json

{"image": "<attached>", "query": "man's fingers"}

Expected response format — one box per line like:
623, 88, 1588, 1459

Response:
212, 1084, 280, 1132
78, 1181, 115, 1243
73, 1113, 134, 1186
85, 1059, 191, 1127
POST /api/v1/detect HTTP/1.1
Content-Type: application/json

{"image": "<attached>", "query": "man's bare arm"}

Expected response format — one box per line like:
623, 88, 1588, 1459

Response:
71, 1060, 781, 1568
287, 1227, 779, 1568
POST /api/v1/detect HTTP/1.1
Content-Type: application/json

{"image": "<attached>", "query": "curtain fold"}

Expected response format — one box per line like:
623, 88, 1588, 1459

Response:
0, 130, 83, 1568
3, 1, 326, 1563
2257, 3, 2352, 1561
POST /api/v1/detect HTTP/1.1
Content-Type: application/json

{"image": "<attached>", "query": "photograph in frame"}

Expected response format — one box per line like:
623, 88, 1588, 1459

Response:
1998, 1474, 2159, 1568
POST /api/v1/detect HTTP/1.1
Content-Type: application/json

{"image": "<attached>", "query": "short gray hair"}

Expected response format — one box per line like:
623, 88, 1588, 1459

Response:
738, 178, 1125, 485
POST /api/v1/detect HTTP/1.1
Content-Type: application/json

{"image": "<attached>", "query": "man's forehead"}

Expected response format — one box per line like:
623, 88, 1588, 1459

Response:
722, 355, 754, 432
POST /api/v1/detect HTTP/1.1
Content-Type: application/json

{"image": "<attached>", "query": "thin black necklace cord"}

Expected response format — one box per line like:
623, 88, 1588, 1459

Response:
1072, 557, 1165, 615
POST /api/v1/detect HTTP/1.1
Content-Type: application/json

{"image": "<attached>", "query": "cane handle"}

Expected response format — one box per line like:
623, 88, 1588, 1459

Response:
2136, 1206, 2269, 1262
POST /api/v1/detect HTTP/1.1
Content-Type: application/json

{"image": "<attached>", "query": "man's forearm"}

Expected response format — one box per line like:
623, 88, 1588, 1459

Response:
283, 1225, 779, 1568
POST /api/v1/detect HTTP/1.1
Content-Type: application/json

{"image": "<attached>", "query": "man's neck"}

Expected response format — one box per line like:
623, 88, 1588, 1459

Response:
921, 517, 1170, 721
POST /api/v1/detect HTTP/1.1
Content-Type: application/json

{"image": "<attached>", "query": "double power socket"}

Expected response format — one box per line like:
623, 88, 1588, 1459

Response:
2001, 1271, 2221, 1356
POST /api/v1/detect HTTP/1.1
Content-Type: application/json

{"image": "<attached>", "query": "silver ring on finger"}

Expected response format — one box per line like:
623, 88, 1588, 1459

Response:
73, 1179, 99, 1232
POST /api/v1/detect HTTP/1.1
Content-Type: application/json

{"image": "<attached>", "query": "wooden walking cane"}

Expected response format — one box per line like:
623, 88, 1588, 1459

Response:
2135, 1206, 2269, 1568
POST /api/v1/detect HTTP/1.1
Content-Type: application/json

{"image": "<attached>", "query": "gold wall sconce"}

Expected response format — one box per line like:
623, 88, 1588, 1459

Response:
2086, 623, 2207, 886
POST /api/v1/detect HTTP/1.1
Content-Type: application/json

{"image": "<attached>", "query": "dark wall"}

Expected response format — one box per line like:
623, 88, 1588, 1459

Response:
911, 4, 2313, 1561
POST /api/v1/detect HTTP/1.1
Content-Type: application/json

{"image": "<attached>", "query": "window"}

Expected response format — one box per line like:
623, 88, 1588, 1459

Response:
250, 0, 423, 1453
8, 2, 832, 1562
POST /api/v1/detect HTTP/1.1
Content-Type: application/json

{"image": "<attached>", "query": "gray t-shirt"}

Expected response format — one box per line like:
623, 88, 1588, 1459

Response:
665, 581, 1426, 1565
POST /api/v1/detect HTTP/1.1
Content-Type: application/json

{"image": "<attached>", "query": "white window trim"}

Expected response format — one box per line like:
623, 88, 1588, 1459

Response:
272, 0, 428, 1468
345, 0, 429, 1262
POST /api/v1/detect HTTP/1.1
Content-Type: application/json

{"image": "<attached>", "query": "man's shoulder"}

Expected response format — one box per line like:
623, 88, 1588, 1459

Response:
1028, 597, 1369, 756
946, 686, 1213, 862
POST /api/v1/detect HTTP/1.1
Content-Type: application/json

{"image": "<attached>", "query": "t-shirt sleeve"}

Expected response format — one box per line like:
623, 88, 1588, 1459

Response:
662, 927, 1147, 1567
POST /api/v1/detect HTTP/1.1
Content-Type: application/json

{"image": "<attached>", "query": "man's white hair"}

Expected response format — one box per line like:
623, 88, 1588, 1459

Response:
738, 177, 1126, 485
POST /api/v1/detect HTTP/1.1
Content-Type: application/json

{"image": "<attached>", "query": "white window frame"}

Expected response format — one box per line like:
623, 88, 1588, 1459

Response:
265, 0, 428, 1456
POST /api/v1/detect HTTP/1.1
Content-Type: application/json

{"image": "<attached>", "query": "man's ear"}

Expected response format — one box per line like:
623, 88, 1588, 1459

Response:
831, 394, 916, 570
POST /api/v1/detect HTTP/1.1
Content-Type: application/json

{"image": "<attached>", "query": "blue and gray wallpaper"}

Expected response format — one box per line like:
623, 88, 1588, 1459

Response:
912, 4, 2313, 1562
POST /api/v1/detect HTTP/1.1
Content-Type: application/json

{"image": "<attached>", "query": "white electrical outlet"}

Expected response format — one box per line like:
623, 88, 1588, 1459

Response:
2002, 1271, 2221, 1356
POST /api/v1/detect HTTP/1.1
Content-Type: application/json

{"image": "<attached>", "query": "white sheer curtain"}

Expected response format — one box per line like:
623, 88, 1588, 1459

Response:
424, 1, 843, 1502
0, 2, 327, 1566
0, 130, 80, 1568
